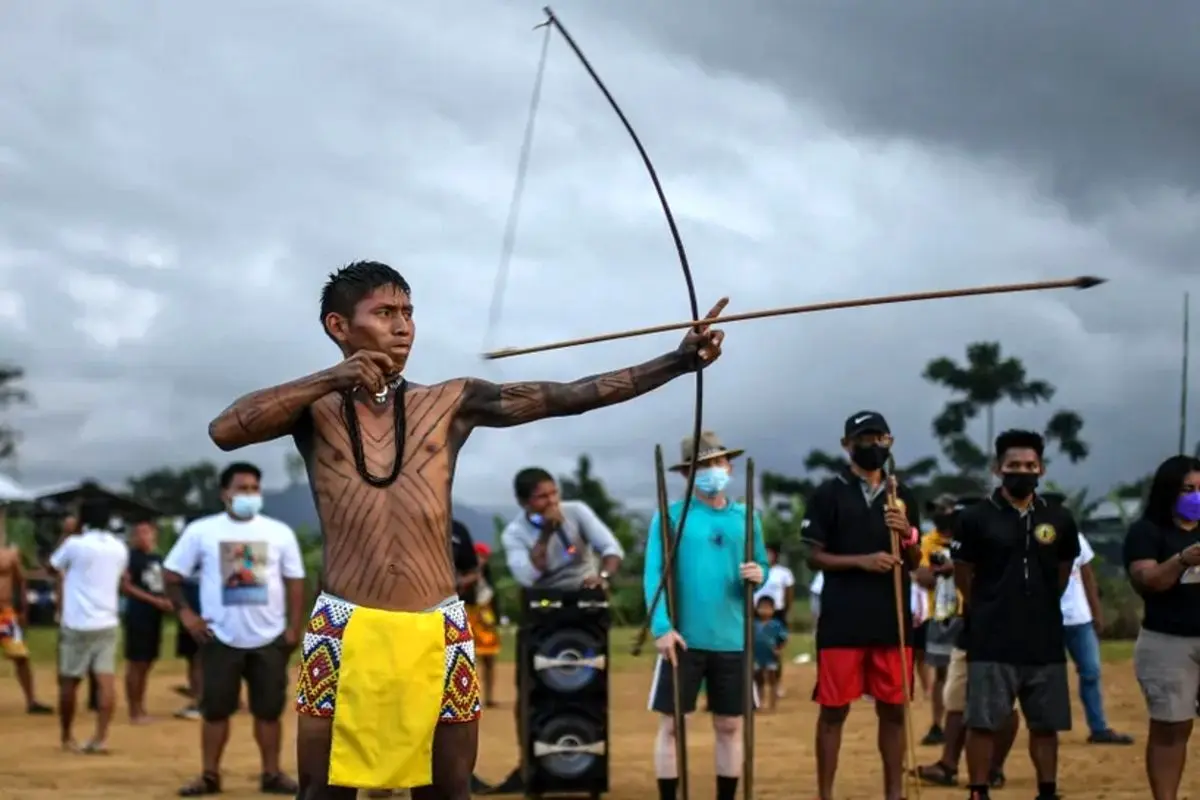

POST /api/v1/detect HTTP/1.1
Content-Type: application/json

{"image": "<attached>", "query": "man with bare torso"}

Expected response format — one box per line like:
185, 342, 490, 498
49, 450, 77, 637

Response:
206, 261, 727, 800
0, 505, 52, 714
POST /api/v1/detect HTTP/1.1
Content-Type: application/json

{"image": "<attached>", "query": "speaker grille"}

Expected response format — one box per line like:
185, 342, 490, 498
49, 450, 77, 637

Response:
532, 627, 606, 693
533, 713, 604, 780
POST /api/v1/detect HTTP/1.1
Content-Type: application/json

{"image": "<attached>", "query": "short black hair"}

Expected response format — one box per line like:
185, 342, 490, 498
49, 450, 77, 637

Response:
220, 461, 262, 489
994, 429, 1045, 462
78, 497, 111, 530
1144, 455, 1200, 529
514, 467, 555, 503
755, 594, 776, 608
765, 543, 780, 557
319, 261, 411, 340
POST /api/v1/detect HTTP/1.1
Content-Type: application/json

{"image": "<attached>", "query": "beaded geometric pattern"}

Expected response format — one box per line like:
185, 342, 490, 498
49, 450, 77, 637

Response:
440, 602, 482, 723
294, 594, 482, 723
295, 593, 352, 718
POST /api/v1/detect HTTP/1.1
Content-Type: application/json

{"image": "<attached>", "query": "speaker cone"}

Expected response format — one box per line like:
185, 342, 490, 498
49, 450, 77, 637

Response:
533, 627, 604, 693
534, 714, 603, 779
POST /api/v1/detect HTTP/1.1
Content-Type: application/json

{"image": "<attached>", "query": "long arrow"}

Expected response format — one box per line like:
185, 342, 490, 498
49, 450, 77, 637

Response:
482, 275, 1105, 360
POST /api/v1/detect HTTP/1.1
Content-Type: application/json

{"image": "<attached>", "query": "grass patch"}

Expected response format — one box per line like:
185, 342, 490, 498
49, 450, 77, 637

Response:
8, 621, 1134, 676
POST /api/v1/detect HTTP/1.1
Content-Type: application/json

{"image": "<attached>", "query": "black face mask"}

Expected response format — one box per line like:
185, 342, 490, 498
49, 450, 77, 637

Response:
933, 513, 954, 532
850, 444, 889, 472
1001, 472, 1039, 500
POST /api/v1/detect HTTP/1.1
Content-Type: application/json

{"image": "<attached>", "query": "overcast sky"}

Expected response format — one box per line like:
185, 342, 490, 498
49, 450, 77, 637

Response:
1, 0, 1197, 509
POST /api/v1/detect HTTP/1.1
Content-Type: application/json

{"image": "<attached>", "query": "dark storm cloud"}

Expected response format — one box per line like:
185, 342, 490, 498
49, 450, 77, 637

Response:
623, 1, 1200, 210
0, 1, 1195, 509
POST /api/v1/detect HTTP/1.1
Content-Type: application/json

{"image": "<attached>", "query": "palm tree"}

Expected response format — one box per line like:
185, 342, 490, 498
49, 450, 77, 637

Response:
0, 364, 30, 462
923, 342, 1088, 477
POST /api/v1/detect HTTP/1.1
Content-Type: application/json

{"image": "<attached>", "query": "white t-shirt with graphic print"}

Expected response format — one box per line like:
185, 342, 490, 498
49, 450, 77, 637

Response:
164, 512, 305, 649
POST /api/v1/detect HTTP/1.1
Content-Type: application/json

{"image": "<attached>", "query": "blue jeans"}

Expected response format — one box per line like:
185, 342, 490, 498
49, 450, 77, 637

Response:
1063, 622, 1108, 734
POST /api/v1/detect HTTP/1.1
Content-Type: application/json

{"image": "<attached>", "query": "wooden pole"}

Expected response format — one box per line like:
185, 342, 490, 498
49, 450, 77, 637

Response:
887, 456, 921, 800
482, 276, 1106, 360
742, 458, 757, 800
654, 444, 689, 800
1181, 292, 1190, 455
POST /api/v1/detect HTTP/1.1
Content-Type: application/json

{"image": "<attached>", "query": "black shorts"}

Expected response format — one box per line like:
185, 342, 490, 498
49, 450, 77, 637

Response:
648, 649, 751, 717
199, 636, 290, 722
123, 620, 163, 663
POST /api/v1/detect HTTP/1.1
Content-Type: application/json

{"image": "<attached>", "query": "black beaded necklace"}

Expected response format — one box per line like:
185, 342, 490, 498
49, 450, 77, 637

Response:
342, 379, 407, 488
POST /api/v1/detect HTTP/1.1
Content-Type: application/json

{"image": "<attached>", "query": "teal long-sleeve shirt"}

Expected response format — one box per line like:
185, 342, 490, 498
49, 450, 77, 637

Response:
643, 497, 769, 652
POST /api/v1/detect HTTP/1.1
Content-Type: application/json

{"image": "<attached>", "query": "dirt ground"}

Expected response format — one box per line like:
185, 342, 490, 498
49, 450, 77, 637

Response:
1, 658, 1198, 799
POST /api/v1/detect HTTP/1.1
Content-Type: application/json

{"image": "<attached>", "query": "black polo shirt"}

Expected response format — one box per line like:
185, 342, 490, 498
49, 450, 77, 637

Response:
802, 472, 921, 649
954, 490, 1080, 665
1123, 517, 1200, 637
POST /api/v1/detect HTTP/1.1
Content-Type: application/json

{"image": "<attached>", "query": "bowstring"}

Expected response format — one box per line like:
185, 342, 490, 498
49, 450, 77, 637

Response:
483, 22, 553, 355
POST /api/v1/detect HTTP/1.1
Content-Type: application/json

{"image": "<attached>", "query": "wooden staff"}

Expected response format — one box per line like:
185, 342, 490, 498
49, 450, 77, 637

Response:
886, 455, 921, 800
654, 444, 689, 800
741, 457, 757, 800
481, 276, 1105, 360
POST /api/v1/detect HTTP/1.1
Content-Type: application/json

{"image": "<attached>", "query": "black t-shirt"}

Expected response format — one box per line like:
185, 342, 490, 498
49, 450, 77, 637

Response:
954, 491, 1080, 665
125, 549, 166, 628
1123, 517, 1200, 637
451, 522, 480, 604
802, 472, 921, 649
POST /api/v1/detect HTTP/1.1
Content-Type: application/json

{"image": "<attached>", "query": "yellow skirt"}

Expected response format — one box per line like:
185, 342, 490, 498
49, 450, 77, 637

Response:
466, 604, 501, 657
295, 593, 482, 790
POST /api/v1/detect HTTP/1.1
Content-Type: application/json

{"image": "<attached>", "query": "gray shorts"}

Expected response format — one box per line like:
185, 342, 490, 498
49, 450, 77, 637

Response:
1134, 627, 1200, 723
964, 660, 1071, 733
59, 626, 119, 678
924, 618, 963, 668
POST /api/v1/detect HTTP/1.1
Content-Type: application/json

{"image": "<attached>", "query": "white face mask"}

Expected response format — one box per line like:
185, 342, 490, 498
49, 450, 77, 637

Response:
230, 493, 263, 518
694, 466, 731, 495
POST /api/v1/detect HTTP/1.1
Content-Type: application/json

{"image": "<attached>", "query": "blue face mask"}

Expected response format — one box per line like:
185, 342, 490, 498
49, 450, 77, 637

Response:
230, 493, 263, 519
694, 466, 731, 496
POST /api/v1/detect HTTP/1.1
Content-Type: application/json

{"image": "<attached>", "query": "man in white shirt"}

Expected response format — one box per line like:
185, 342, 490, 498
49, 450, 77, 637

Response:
1060, 531, 1132, 745
164, 462, 306, 796
49, 497, 128, 753
753, 544, 795, 695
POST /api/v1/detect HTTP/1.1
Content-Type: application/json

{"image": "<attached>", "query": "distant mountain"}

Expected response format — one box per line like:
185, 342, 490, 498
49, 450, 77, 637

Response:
262, 483, 508, 544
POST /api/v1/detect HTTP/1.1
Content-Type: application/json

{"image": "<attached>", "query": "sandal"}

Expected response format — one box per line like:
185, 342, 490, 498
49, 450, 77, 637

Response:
178, 772, 222, 796
913, 762, 957, 786
81, 740, 110, 755
260, 772, 298, 795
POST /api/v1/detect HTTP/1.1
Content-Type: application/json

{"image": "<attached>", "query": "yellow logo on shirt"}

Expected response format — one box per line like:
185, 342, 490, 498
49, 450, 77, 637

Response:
1034, 524, 1057, 545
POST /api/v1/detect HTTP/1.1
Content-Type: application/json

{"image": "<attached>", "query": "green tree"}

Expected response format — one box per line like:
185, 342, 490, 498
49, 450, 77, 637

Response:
0, 364, 30, 462
802, 449, 940, 485
923, 342, 1088, 484
558, 455, 622, 529
127, 462, 222, 516
760, 470, 816, 501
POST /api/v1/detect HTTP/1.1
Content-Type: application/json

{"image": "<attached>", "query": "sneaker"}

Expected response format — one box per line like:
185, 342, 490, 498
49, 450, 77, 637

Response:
1087, 728, 1134, 745
920, 724, 945, 746
26, 701, 53, 715
174, 705, 201, 720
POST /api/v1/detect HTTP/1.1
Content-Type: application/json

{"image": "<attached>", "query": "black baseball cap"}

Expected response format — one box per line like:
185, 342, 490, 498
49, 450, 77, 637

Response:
844, 410, 890, 439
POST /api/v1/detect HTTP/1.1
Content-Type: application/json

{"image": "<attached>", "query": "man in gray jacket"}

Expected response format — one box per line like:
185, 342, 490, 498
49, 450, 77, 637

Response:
501, 467, 624, 591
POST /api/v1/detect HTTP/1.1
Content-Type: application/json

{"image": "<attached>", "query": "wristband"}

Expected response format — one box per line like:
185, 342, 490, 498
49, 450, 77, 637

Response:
901, 526, 919, 549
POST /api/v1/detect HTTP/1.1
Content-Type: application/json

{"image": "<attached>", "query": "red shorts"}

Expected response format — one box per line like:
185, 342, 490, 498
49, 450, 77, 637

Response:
814, 647, 913, 707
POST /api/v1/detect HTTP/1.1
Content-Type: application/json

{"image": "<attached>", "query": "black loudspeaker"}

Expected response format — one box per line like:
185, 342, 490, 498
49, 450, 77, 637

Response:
519, 588, 610, 799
